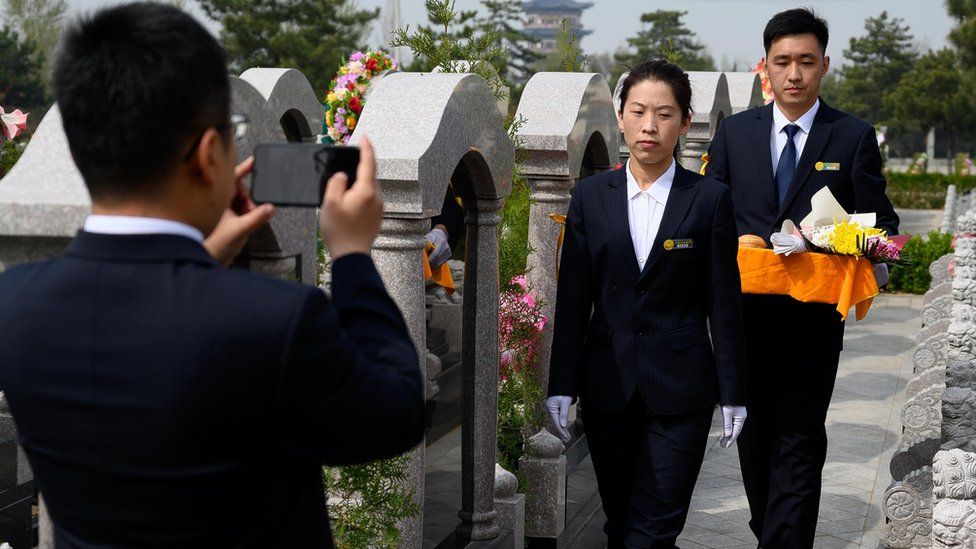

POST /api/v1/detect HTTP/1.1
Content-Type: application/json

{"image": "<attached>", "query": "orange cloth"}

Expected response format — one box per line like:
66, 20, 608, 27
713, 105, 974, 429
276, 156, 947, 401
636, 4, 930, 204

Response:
423, 242, 455, 294
737, 247, 879, 321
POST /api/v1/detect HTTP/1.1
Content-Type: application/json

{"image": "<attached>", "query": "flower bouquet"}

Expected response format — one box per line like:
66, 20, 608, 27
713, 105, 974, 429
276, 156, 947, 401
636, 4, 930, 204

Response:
322, 51, 398, 145
801, 220, 911, 266
771, 186, 911, 266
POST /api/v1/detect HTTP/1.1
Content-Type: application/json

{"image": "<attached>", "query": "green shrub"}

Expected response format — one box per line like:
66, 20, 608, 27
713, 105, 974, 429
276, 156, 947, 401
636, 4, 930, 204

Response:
0, 139, 24, 178
885, 173, 976, 209
498, 178, 532, 290
323, 455, 419, 549
886, 230, 953, 294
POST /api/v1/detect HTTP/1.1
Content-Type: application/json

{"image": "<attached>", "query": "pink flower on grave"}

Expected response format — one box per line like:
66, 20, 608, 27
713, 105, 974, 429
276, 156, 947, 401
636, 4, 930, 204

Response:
0, 107, 28, 140
350, 51, 365, 62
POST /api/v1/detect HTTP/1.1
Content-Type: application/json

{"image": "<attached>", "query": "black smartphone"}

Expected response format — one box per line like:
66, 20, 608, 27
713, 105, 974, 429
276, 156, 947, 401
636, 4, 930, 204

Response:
250, 143, 360, 207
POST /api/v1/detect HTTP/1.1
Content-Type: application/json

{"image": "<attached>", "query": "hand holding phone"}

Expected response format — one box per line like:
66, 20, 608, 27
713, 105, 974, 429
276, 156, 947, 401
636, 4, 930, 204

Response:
250, 143, 360, 207
319, 137, 383, 259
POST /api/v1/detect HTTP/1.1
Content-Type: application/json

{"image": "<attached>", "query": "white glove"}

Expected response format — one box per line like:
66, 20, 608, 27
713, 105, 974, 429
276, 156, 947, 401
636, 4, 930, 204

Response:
720, 405, 747, 448
873, 262, 889, 288
546, 396, 573, 443
425, 227, 451, 268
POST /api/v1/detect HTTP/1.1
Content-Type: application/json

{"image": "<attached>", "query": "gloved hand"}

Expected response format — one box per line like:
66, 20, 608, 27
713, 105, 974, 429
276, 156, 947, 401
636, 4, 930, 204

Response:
425, 227, 451, 268
720, 405, 747, 449
546, 396, 573, 443
873, 262, 889, 288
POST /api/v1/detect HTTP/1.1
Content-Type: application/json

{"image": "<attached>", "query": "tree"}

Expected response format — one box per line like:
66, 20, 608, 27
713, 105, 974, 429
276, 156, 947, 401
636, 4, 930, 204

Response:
831, 12, 917, 126
0, 26, 48, 115
3, 0, 67, 92
613, 10, 715, 82
946, 0, 976, 66
198, 0, 379, 93
390, 0, 506, 99
475, 0, 540, 87
885, 48, 976, 160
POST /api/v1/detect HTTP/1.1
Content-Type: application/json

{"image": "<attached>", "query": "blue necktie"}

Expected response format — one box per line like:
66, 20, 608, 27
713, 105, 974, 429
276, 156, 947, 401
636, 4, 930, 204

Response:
775, 124, 800, 207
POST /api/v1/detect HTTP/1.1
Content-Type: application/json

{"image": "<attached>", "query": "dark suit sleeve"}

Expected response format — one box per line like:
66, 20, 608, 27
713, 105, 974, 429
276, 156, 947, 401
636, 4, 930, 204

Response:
709, 185, 746, 406
279, 253, 424, 466
705, 120, 730, 185
431, 184, 465, 250
547, 188, 592, 399
852, 125, 899, 236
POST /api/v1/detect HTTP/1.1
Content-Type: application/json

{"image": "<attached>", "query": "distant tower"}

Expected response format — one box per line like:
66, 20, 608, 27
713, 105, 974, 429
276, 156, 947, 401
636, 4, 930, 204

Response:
522, 0, 593, 54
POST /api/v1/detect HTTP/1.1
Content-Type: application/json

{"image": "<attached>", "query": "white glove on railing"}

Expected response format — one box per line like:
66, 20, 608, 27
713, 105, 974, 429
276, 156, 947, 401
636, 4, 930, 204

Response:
546, 395, 573, 443
424, 228, 451, 269
720, 405, 747, 449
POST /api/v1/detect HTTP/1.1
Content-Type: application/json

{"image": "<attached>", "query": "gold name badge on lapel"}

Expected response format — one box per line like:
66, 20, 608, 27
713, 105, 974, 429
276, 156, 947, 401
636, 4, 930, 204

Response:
815, 161, 841, 171
664, 239, 693, 251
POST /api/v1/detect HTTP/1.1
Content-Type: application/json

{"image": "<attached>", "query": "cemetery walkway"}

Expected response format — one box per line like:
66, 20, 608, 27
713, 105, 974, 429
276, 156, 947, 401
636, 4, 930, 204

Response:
424, 210, 939, 548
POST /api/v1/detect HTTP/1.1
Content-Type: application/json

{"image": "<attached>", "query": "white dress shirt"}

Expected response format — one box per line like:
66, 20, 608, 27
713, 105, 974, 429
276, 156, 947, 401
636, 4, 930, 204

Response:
626, 158, 675, 271
770, 99, 820, 176
83, 215, 205, 243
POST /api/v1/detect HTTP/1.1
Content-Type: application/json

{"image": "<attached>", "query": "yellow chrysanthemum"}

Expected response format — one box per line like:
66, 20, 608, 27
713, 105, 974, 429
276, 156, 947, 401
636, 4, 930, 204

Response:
326, 92, 337, 104
346, 116, 357, 130
326, 111, 334, 127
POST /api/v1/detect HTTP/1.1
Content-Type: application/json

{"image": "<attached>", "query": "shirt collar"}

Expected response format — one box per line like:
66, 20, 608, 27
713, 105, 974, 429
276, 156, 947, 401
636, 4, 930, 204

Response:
83, 215, 205, 244
626, 158, 675, 205
773, 98, 820, 136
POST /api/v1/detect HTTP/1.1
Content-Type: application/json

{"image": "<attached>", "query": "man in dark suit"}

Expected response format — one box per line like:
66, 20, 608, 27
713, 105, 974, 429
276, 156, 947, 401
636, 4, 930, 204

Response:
0, 4, 424, 547
705, 8, 899, 547
547, 61, 746, 548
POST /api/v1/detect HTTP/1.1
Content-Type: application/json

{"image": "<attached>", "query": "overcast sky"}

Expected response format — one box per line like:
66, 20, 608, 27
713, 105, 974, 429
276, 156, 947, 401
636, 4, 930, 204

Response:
63, 0, 957, 69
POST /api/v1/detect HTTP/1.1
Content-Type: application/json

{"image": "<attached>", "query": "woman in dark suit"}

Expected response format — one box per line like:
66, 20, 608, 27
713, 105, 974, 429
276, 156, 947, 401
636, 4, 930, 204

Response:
546, 60, 747, 548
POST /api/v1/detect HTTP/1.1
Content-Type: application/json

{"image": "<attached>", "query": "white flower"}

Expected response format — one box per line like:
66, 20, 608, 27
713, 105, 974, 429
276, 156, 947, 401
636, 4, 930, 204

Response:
334, 87, 349, 101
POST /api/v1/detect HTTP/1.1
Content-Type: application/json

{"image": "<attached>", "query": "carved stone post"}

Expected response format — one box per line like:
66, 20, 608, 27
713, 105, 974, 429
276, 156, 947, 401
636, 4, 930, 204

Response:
524, 175, 573, 396
519, 429, 566, 538
371, 216, 429, 548
494, 463, 525, 549
456, 197, 503, 540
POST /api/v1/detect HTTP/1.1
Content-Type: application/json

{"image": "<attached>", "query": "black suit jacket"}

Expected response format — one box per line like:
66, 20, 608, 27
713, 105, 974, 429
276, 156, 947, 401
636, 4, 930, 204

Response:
706, 100, 899, 241
0, 232, 424, 548
548, 163, 745, 414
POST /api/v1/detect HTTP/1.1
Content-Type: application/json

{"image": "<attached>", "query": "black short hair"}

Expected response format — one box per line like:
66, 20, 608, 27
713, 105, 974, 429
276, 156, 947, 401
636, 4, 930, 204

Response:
763, 8, 829, 55
54, 2, 230, 201
618, 59, 693, 122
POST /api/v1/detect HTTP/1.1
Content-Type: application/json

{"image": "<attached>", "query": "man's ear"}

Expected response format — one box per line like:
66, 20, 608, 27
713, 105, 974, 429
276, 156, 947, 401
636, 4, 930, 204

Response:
617, 110, 625, 132
822, 55, 831, 76
193, 128, 224, 189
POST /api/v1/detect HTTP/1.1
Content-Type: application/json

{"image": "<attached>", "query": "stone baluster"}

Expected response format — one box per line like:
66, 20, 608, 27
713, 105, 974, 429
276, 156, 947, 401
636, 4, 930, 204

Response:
456, 197, 504, 540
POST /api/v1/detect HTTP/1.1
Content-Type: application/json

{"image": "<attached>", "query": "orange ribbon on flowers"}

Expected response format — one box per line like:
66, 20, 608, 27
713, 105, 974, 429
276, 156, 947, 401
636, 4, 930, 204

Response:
737, 247, 879, 321
423, 242, 455, 294
550, 213, 567, 279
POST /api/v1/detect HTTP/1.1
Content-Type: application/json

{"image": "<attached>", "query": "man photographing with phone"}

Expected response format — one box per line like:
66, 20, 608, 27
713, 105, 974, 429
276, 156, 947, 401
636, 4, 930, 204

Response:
0, 3, 424, 547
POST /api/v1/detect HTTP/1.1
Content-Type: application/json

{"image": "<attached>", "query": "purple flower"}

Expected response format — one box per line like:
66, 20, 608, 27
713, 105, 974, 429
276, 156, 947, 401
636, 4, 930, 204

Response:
350, 51, 365, 62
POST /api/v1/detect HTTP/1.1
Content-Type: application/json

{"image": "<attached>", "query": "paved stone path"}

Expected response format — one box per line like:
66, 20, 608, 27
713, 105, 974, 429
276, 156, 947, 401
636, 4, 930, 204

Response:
563, 294, 922, 548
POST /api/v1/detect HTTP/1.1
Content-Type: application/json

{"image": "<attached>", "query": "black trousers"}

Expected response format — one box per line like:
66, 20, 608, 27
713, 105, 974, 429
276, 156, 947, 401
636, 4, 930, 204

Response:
584, 393, 713, 549
738, 294, 845, 548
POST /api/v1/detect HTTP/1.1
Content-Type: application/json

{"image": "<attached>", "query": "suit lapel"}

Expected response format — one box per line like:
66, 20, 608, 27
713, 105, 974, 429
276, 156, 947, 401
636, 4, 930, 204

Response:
755, 104, 776, 204
602, 167, 641, 279
777, 101, 834, 219
639, 165, 700, 281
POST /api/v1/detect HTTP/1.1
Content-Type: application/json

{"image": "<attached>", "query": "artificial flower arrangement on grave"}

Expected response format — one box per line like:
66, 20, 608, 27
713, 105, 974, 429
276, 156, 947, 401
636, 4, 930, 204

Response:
321, 51, 398, 145
497, 274, 548, 473
751, 60, 774, 104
